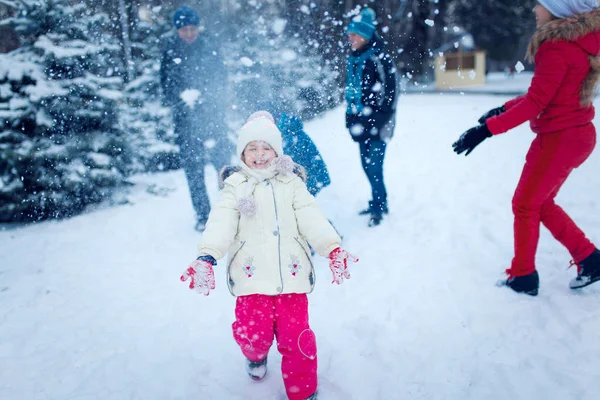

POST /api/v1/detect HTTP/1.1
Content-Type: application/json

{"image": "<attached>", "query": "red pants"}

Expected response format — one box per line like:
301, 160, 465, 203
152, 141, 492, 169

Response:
232, 293, 317, 400
510, 124, 597, 276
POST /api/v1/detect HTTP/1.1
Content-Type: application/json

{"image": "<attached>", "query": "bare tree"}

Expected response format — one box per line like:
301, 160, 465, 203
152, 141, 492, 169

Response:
117, 0, 134, 82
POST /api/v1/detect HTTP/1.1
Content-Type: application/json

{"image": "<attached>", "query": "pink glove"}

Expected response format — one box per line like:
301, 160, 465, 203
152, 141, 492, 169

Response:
328, 248, 359, 285
180, 258, 216, 296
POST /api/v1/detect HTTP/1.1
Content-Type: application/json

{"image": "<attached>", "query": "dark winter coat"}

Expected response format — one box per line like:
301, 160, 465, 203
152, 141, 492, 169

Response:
345, 34, 398, 142
487, 9, 600, 135
160, 35, 227, 127
278, 113, 331, 196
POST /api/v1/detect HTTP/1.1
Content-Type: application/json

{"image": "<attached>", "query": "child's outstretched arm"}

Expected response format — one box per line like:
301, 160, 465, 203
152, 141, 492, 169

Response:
486, 43, 568, 135
197, 184, 240, 260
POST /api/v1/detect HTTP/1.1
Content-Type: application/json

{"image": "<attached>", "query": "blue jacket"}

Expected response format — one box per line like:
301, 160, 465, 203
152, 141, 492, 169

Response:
278, 113, 331, 196
345, 34, 398, 142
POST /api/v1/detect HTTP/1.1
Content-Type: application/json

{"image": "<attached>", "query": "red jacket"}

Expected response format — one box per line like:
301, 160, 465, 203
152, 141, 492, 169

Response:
487, 11, 600, 135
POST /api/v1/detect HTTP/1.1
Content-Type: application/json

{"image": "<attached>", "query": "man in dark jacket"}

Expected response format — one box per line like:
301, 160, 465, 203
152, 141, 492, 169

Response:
160, 5, 231, 231
345, 7, 398, 227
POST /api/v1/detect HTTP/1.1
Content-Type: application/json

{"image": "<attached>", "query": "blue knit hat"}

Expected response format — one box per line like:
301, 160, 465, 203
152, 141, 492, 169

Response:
347, 7, 377, 40
537, 0, 598, 18
173, 5, 200, 29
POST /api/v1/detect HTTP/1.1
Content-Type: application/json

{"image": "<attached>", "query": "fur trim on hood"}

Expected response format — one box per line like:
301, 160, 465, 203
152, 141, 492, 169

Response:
527, 9, 600, 105
218, 161, 307, 189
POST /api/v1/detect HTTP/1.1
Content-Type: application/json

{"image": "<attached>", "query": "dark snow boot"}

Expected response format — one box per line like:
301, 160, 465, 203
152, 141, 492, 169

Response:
368, 212, 383, 227
570, 249, 600, 289
305, 392, 318, 400
358, 201, 388, 216
246, 357, 268, 381
505, 270, 539, 296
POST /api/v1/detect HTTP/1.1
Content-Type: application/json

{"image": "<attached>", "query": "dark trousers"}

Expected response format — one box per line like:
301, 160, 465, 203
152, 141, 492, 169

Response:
174, 111, 231, 224
358, 138, 387, 212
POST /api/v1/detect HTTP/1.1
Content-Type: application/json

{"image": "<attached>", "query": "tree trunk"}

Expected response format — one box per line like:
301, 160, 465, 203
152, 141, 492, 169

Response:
433, 0, 448, 50
117, 0, 134, 83
406, 0, 430, 80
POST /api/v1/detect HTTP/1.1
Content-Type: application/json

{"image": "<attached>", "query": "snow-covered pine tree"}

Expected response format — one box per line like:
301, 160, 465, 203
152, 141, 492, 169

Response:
0, 0, 129, 222
120, 4, 178, 173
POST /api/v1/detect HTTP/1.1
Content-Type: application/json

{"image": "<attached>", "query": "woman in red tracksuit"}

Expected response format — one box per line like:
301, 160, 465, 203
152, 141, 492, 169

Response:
453, 1, 600, 296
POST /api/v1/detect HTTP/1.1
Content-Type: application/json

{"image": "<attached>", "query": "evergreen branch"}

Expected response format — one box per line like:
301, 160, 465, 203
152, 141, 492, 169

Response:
0, 1, 19, 9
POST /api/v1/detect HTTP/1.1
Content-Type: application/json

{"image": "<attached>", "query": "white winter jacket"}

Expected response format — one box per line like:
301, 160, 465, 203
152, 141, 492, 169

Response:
198, 166, 341, 296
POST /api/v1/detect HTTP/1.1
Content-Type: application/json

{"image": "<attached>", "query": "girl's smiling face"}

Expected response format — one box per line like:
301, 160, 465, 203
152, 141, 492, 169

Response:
242, 140, 277, 169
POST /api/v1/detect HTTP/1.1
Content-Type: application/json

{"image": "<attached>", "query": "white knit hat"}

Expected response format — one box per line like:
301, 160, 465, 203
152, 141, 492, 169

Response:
538, 0, 598, 18
236, 111, 284, 159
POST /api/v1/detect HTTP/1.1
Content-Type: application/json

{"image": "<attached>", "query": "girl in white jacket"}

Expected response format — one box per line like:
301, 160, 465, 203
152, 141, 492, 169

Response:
180, 111, 357, 400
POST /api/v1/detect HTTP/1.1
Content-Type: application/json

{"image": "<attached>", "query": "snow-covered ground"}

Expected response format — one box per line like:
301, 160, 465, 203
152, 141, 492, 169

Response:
2, 94, 600, 400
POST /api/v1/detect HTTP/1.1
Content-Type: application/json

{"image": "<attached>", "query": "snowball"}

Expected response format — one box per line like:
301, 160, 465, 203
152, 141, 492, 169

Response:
350, 124, 364, 136
180, 89, 201, 109
281, 50, 297, 61
515, 61, 525, 73
240, 57, 254, 67
273, 18, 287, 35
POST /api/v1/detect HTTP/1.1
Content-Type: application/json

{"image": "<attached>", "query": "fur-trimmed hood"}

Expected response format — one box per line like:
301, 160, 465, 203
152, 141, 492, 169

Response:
527, 9, 600, 105
218, 163, 307, 189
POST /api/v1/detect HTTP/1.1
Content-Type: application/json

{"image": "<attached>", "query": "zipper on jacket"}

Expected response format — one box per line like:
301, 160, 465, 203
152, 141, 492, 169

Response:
268, 181, 284, 294
226, 240, 246, 296
295, 237, 316, 293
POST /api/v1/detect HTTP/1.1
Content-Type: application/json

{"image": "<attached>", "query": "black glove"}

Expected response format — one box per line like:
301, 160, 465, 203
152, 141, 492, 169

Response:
452, 124, 492, 156
478, 105, 505, 124
196, 254, 217, 266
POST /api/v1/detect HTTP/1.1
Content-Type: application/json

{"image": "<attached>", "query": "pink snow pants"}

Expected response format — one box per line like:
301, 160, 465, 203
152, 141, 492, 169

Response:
232, 293, 317, 400
509, 124, 597, 276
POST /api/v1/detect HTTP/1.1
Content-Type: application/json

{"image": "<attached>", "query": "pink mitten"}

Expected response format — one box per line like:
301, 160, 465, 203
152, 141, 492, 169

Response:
180, 258, 216, 296
328, 248, 359, 285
